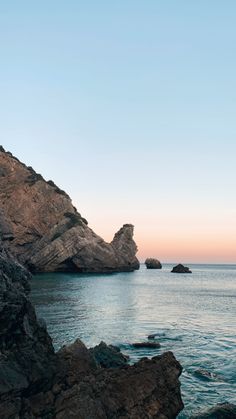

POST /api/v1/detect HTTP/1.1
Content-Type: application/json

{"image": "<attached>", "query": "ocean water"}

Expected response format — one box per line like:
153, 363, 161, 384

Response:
31, 264, 236, 418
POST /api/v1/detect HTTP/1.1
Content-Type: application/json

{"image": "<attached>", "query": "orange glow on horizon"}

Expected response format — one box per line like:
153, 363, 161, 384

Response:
76, 205, 236, 265
135, 231, 236, 264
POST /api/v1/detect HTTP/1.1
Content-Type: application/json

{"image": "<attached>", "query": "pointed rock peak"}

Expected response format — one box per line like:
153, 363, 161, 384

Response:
112, 224, 134, 243
0, 145, 6, 153
111, 224, 139, 270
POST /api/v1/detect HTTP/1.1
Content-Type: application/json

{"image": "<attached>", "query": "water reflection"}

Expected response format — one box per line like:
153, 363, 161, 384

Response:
31, 264, 236, 418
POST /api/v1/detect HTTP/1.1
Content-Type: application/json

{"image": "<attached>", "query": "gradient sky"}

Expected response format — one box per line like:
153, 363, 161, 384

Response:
0, 1, 236, 263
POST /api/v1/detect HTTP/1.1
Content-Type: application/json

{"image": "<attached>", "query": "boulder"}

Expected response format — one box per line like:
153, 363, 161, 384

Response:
191, 403, 236, 418
171, 264, 192, 273
145, 258, 162, 269
0, 146, 139, 273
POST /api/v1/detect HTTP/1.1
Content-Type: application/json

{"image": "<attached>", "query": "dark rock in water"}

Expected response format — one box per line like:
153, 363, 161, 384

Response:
89, 341, 129, 368
191, 403, 236, 418
145, 258, 162, 269
0, 147, 139, 273
194, 368, 219, 381
132, 342, 161, 349
0, 241, 184, 418
148, 332, 166, 339
171, 263, 192, 273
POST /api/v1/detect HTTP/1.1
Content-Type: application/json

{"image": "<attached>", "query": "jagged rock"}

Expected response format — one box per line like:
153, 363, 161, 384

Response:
0, 146, 139, 273
52, 351, 183, 419
191, 403, 236, 418
0, 243, 57, 418
57, 339, 97, 383
132, 342, 161, 349
171, 264, 192, 273
0, 244, 184, 418
23, 351, 183, 419
145, 258, 162, 269
89, 341, 129, 368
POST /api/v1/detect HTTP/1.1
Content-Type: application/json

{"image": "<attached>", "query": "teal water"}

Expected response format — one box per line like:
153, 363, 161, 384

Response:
31, 264, 236, 418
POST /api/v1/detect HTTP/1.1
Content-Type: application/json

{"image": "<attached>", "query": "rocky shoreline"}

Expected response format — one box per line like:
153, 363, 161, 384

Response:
0, 244, 184, 418
1, 147, 233, 418
0, 147, 185, 418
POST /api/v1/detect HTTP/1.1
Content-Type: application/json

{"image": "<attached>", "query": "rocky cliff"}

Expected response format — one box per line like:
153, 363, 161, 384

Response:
0, 146, 139, 273
0, 243, 184, 418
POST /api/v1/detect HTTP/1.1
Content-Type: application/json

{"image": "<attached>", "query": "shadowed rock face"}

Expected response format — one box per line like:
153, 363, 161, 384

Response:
0, 243, 56, 417
0, 147, 139, 273
0, 244, 184, 418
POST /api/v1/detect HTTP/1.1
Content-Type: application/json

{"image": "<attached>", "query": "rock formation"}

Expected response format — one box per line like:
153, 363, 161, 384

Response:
0, 243, 57, 417
145, 258, 162, 269
171, 264, 192, 273
0, 242, 184, 418
0, 146, 139, 273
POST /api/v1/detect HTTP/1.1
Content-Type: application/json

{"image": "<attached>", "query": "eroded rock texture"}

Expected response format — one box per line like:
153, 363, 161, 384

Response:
0, 245, 184, 418
0, 244, 56, 418
0, 147, 139, 273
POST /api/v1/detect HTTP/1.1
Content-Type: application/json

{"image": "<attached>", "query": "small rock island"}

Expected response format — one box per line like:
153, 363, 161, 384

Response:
145, 258, 162, 269
171, 264, 192, 273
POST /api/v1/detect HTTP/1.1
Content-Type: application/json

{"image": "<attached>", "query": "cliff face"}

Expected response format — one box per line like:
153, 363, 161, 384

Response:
0, 147, 139, 273
0, 243, 56, 416
0, 243, 184, 418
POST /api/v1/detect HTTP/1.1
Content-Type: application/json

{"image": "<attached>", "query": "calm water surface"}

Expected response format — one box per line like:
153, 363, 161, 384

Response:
31, 264, 236, 418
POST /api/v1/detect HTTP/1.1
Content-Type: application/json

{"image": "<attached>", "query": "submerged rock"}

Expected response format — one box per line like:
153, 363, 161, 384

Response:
145, 258, 162, 269
148, 332, 166, 339
171, 264, 192, 273
0, 242, 184, 418
194, 368, 219, 381
0, 146, 139, 273
132, 342, 161, 349
191, 403, 236, 418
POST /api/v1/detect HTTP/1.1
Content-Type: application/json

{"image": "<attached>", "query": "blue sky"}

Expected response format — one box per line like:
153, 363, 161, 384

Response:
0, 1, 235, 262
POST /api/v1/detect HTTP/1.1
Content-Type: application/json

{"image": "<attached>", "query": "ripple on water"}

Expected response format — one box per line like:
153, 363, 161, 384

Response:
31, 264, 236, 418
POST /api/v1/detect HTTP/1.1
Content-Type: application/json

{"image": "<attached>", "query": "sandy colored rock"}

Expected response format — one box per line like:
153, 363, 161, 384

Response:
0, 146, 139, 273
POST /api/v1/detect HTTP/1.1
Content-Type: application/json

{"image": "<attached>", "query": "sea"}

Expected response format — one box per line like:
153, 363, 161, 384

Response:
31, 264, 236, 418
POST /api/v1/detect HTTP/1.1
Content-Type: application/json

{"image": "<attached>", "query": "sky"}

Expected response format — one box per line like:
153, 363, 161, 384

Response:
0, 1, 235, 263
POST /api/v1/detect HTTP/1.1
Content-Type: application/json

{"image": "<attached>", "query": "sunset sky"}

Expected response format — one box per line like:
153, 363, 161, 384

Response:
1, 1, 236, 263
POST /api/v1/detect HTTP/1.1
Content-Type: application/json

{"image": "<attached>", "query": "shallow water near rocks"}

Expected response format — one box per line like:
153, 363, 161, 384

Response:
31, 264, 236, 418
